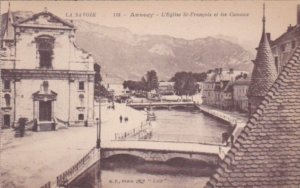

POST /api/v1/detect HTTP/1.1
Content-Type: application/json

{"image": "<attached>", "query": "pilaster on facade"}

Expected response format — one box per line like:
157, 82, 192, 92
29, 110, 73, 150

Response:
0, 7, 96, 129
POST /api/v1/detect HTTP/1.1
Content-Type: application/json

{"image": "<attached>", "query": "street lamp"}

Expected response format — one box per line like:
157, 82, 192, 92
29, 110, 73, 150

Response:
96, 96, 101, 149
96, 118, 100, 148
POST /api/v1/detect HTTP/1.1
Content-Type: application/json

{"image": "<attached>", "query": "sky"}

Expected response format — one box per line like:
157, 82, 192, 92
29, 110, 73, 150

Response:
0, 0, 298, 44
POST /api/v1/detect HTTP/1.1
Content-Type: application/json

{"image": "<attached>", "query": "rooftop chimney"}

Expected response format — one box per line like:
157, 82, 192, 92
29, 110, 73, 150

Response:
298, 4, 300, 25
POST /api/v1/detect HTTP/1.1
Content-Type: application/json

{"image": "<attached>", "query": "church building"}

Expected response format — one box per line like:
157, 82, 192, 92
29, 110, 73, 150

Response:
0, 5, 95, 130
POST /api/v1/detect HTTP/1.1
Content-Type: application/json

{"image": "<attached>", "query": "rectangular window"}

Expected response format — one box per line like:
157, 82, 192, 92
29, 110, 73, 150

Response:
78, 114, 84, 120
79, 81, 85, 91
4, 115, 10, 127
4, 80, 10, 90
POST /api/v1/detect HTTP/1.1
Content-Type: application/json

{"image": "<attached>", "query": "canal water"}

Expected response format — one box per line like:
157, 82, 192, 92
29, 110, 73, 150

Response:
150, 108, 231, 144
70, 107, 232, 188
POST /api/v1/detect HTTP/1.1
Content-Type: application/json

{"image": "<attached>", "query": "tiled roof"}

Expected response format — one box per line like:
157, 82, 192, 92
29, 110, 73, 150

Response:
247, 31, 278, 97
205, 45, 300, 188
1, 8, 14, 41
205, 70, 247, 83
1, 11, 33, 41
232, 76, 251, 86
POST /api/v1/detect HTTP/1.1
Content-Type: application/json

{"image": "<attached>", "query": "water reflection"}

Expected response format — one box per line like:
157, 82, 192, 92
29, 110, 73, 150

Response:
70, 157, 214, 188
151, 108, 232, 144
70, 108, 230, 188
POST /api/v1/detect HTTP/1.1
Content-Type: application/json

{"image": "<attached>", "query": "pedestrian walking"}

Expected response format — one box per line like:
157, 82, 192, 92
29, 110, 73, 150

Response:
119, 115, 123, 123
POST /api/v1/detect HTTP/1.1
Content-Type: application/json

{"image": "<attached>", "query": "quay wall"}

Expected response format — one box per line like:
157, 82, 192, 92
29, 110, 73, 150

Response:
196, 105, 237, 127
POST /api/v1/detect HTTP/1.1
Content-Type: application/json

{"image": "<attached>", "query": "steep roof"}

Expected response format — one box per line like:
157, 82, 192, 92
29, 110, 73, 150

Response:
1, 4, 14, 41
232, 76, 251, 86
247, 8, 277, 97
205, 44, 300, 187
0, 11, 33, 40
205, 70, 247, 83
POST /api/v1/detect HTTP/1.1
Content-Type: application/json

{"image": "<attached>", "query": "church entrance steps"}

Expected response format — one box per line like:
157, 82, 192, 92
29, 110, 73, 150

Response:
38, 121, 54, 131
54, 117, 68, 129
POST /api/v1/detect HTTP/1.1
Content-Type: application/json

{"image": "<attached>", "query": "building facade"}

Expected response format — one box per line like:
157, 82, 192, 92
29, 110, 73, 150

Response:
0, 7, 95, 130
202, 68, 247, 111
271, 5, 300, 73
232, 76, 250, 112
157, 81, 175, 96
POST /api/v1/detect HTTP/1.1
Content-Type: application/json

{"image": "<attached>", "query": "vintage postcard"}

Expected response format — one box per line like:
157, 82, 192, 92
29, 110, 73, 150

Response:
0, 0, 299, 188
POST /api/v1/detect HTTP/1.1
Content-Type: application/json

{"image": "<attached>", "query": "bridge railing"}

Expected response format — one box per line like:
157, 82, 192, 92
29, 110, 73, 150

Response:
123, 133, 227, 146
199, 106, 239, 125
127, 101, 195, 106
115, 121, 152, 140
40, 181, 51, 188
56, 146, 97, 187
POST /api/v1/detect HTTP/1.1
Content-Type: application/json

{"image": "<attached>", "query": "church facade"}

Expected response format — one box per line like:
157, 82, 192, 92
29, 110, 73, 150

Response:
0, 7, 95, 130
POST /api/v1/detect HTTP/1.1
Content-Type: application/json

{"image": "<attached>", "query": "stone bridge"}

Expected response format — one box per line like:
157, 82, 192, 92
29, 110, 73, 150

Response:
127, 101, 196, 110
101, 140, 228, 165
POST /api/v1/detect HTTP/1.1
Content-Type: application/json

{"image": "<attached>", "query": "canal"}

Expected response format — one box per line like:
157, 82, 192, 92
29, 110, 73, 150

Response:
70, 107, 232, 188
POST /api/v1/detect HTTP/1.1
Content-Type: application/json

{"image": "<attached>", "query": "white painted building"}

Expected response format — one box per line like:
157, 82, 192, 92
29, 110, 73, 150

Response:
0, 7, 95, 130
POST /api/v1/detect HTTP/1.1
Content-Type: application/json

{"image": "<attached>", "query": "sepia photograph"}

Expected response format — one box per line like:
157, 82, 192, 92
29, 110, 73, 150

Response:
0, 0, 299, 187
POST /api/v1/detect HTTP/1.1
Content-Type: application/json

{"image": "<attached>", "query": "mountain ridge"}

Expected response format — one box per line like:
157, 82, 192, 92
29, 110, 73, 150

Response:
0, 11, 254, 83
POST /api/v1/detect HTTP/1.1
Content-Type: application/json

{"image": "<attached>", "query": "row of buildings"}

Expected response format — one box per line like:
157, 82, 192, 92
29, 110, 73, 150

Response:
203, 4, 300, 114
202, 68, 250, 112
0, 5, 95, 129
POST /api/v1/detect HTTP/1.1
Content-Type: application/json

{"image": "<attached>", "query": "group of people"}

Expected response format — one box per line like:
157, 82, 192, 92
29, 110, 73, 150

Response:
119, 115, 129, 123
107, 105, 115, 110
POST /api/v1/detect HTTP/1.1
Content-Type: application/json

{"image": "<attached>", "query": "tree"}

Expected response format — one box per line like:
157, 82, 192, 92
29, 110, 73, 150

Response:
173, 72, 188, 96
145, 70, 159, 91
171, 71, 207, 82
94, 63, 110, 98
192, 72, 207, 82
172, 72, 198, 98
123, 70, 159, 92
184, 73, 198, 97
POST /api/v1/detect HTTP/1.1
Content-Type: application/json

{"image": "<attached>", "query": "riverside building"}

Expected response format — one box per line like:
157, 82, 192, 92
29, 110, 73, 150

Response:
0, 6, 95, 130
270, 5, 300, 73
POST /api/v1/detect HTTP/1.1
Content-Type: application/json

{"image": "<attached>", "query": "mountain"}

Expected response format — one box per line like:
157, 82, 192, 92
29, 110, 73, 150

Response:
74, 20, 254, 83
1, 11, 254, 83
214, 34, 257, 55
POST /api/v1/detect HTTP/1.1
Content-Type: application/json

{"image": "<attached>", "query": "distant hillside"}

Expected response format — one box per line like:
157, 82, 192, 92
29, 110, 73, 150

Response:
74, 20, 253, 82
1, 11, 254, 83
